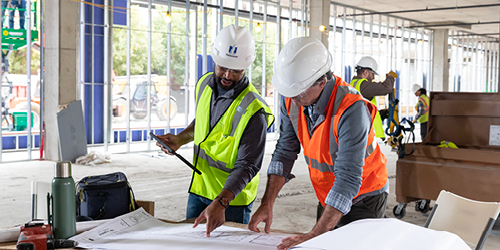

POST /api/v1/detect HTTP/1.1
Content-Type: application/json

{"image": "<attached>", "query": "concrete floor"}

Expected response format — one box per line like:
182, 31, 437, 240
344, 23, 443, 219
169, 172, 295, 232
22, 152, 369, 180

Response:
1, 135, 499, 249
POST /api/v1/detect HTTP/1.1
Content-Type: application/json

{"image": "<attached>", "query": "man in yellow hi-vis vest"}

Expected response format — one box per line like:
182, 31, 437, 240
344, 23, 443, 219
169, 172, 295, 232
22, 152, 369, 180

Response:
155, 25, 274, 236
350, 56, 396, 140
412, 84, 430, 140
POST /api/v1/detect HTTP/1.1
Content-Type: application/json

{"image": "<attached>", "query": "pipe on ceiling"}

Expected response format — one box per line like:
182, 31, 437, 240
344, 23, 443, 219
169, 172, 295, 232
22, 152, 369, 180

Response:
339, 3, 500, 17
409, 21, 500, 28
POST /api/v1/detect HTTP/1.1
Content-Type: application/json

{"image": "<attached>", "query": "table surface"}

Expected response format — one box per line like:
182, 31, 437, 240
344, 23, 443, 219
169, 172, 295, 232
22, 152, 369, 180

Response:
2, 218, 471, 250
296, 218, 471, 250
0, 219, 290, 250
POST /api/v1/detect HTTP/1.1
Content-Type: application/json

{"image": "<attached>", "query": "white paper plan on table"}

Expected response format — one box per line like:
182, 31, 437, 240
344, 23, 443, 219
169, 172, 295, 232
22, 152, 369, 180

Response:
294, 218, 471, 250
70, 208, 294, 250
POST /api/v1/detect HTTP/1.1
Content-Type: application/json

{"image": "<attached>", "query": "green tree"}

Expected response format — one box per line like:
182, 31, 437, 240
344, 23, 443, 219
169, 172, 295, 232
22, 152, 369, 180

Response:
7, 47, 40, 74
113, 6, 188, 89
251, 24, 277, 97
112, 5, 278, 94
113, 7, 167, 76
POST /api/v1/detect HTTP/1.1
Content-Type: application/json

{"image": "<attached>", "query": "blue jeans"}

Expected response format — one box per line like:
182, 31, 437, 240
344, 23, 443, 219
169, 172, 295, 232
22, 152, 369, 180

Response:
186, 193, 253, 224
9, 0, 25, 29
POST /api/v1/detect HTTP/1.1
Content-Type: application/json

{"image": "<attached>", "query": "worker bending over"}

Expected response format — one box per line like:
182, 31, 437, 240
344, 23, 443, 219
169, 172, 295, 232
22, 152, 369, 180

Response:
156, 25, 274, 236
248, 37, 388, 249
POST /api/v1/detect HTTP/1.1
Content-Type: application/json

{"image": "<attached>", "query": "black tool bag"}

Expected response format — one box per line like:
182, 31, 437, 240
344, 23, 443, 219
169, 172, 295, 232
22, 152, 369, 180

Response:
76, 172, 138, 220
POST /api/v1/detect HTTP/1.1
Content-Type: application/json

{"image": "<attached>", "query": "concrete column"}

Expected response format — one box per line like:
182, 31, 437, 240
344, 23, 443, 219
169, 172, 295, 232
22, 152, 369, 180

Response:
309, 0, 329, 48
431, 29, 449, 91
45, 0, 79, 160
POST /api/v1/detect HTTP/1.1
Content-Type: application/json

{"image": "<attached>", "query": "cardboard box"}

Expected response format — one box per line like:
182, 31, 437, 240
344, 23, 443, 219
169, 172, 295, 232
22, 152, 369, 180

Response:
396, 92, 500, 203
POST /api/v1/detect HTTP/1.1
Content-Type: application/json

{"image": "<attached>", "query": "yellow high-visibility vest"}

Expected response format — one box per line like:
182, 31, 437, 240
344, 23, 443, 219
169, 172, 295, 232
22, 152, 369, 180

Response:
415, 94, 429, 123
350, 78, 385, 138
191, 72, 274, 205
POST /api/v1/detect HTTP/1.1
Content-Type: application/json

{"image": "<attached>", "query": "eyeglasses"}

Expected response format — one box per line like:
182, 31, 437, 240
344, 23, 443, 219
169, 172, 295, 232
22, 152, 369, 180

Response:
291, 85, 312, 100
217, 65, 245, 76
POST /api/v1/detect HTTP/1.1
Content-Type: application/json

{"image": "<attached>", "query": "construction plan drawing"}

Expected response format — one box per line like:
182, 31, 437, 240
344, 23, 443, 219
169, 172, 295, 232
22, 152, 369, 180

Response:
70, 208, 294, 250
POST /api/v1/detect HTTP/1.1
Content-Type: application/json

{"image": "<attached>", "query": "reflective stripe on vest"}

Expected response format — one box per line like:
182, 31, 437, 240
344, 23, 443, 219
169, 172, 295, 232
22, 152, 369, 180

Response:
287, 75, 387, 205
193, 144, 231, 173
415, 94, 429, 123
191, 73, 274, 206
230, 91, 269, 136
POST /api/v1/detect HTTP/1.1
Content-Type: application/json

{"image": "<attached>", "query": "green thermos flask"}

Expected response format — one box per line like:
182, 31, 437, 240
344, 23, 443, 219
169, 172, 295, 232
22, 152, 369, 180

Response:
51, 161, 77, 239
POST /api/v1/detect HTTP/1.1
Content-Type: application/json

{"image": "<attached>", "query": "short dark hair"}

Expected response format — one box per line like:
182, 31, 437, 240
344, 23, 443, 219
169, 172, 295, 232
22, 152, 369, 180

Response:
355, 67, 370, 76
419, 88, 427, 95
313, 70, 333, 86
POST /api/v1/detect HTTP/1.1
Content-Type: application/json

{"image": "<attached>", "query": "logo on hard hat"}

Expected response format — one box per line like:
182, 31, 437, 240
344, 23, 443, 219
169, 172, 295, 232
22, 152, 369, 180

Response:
226, 45, 238, 58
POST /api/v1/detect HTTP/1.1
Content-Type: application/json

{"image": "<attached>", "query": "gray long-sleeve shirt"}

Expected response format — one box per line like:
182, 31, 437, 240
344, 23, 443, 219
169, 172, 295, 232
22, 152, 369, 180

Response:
192, 74, 269, 198
351, 75, 395, 101
268, 76, 388, 214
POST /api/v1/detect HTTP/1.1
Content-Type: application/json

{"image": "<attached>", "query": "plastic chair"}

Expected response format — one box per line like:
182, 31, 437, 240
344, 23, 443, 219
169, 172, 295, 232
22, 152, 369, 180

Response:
424, 190, 500, 250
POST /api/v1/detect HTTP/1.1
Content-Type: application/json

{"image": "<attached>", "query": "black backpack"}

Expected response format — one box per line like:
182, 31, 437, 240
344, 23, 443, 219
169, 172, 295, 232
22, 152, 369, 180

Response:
76, 172, 138, 220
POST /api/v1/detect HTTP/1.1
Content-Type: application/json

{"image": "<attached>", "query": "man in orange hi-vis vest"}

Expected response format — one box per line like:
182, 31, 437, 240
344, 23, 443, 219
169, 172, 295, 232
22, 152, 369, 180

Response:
248, 37, 388, 249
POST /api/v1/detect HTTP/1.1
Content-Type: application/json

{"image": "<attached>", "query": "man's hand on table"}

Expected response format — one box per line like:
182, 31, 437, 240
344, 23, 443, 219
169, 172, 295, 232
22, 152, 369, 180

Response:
192, 199, 226, 237
277, 205, 342, 249
277, 231, 320, 250
248, 203, 273, 233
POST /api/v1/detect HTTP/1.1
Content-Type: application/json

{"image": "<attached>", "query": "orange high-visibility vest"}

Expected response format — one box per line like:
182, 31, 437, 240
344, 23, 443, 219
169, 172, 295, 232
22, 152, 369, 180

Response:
285, 75, 387, 206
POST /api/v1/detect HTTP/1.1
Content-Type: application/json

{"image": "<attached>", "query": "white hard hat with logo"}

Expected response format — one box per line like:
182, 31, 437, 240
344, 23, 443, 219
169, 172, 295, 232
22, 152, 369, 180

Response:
211, 24, 256, 70
272, 37, 333, 97
356, 56, 378, 75
412, 84, 422, 93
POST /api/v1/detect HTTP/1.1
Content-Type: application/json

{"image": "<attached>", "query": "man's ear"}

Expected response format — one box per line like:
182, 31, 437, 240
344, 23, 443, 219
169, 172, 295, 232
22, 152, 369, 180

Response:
361, 69, 369, 78
319, 77, 327, 88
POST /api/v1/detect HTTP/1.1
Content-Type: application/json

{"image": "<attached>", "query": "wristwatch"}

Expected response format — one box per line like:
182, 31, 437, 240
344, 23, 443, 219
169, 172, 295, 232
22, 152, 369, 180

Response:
218, 196, 229, 209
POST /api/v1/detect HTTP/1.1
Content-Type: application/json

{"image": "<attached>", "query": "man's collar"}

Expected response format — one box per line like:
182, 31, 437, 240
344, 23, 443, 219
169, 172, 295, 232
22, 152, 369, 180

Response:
309, 76, 336, 116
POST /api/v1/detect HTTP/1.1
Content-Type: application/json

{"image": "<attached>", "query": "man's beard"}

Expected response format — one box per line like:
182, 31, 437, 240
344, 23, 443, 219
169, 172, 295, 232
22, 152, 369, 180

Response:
215, 75, 238, 91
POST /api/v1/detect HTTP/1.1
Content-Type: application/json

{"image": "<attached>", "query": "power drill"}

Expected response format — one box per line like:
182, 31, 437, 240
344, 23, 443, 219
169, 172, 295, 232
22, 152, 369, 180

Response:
16, 222, 77, 250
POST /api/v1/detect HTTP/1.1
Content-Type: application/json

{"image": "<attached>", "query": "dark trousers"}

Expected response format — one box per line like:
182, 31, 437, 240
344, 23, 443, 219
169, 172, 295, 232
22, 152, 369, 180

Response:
1, 1, 8, 28
9, 0, 25, 29
317, 192, 388, 228
420, 122, 428, 140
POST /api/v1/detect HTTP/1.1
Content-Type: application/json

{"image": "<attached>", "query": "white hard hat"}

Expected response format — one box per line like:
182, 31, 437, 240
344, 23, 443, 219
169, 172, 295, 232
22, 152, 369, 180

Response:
211, 24, 256, 70
272, 37, 333, 97
412, 84, 422, 93
356, 56, 378, 75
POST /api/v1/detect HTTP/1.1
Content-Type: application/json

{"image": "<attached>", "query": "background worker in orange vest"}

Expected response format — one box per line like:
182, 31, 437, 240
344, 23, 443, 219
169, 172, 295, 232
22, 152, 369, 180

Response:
350, 56, 397, 141
412, 84, 430, 140
248, 37, 388, 249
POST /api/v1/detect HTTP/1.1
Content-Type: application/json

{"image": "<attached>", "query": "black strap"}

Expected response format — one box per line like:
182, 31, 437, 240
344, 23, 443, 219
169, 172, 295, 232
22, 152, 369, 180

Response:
397, 118, 415, 158
94, 192, 108, 220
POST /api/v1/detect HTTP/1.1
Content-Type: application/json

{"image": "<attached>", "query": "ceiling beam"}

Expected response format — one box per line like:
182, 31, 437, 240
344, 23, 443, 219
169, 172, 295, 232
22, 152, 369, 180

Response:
339, 3, 500, 17
409, 21, 500, 28
452, 33, 500, 37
